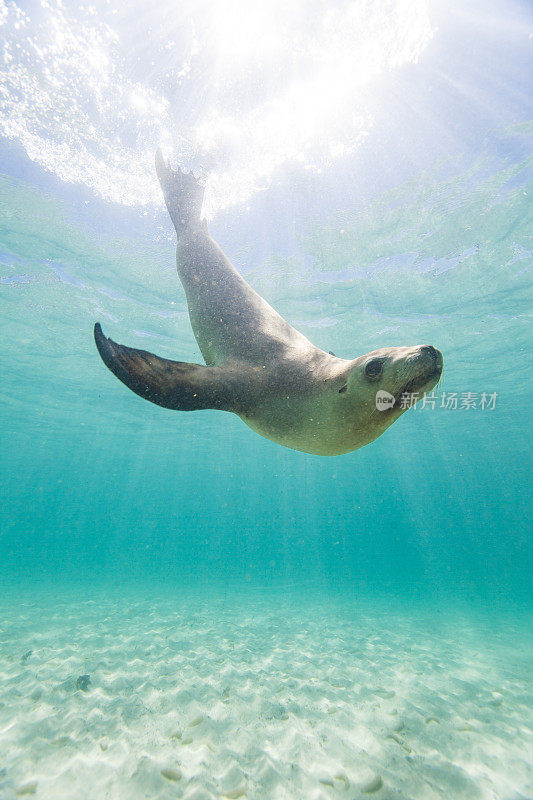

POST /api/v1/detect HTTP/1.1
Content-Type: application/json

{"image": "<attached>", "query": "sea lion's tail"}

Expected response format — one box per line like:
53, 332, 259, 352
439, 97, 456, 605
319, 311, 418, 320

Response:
155, 148, 206, 236
94, 323, 232, 412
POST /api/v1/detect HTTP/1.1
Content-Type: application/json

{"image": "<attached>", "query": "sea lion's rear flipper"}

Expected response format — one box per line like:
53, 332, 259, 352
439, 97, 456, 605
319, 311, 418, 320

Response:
155, 148, 205, 235
94, 323, 232, 411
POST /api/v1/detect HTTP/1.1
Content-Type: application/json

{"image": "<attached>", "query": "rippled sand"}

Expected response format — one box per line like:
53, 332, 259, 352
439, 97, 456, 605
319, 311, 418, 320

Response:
1, 588, 531, 799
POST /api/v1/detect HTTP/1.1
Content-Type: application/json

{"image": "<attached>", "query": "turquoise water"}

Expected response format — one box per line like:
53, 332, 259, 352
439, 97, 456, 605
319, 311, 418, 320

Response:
1, 147, 531, 601
0, 2, 532, 798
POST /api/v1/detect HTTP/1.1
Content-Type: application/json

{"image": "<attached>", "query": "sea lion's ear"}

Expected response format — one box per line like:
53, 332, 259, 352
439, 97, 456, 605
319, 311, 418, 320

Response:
94, 323, 231, 411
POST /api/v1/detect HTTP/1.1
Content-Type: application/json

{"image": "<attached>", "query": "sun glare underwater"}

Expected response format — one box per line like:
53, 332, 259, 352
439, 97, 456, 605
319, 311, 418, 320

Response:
0, 0, 532, 799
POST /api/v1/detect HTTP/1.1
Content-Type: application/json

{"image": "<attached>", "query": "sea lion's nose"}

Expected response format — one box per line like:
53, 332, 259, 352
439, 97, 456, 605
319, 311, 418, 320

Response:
419, 345, 443, 371
420, 344, 438, 361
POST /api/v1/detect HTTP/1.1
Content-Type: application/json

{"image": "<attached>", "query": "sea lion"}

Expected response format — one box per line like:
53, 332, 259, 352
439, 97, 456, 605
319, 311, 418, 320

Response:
94, 151, 443, 456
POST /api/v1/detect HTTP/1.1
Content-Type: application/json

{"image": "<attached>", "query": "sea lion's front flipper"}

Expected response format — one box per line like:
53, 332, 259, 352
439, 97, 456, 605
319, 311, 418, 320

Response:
94, 323, 232, 411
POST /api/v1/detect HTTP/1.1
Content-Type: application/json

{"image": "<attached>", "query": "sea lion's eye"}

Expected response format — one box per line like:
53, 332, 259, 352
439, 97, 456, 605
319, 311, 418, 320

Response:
365, 359, 383, 378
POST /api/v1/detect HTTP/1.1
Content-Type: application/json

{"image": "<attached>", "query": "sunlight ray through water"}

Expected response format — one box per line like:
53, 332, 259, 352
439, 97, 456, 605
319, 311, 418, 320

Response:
0, 0, 433, 215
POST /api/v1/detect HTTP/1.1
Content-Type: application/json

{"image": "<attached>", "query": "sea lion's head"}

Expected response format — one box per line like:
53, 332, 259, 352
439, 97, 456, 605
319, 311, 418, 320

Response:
238, 343, 443, 456
342, 344, 443, 445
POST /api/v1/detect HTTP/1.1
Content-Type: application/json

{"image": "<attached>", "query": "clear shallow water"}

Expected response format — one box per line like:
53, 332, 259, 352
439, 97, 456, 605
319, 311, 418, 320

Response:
0, 0, 532, 798
1, 152, 531, 601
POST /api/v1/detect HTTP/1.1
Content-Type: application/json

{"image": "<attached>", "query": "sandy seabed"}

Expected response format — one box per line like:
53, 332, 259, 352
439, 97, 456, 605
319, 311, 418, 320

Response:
0, 587, 531, 800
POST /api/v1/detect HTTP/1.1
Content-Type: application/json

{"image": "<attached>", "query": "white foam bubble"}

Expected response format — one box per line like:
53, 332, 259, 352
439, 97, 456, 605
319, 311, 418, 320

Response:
0, 0, 433, 216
